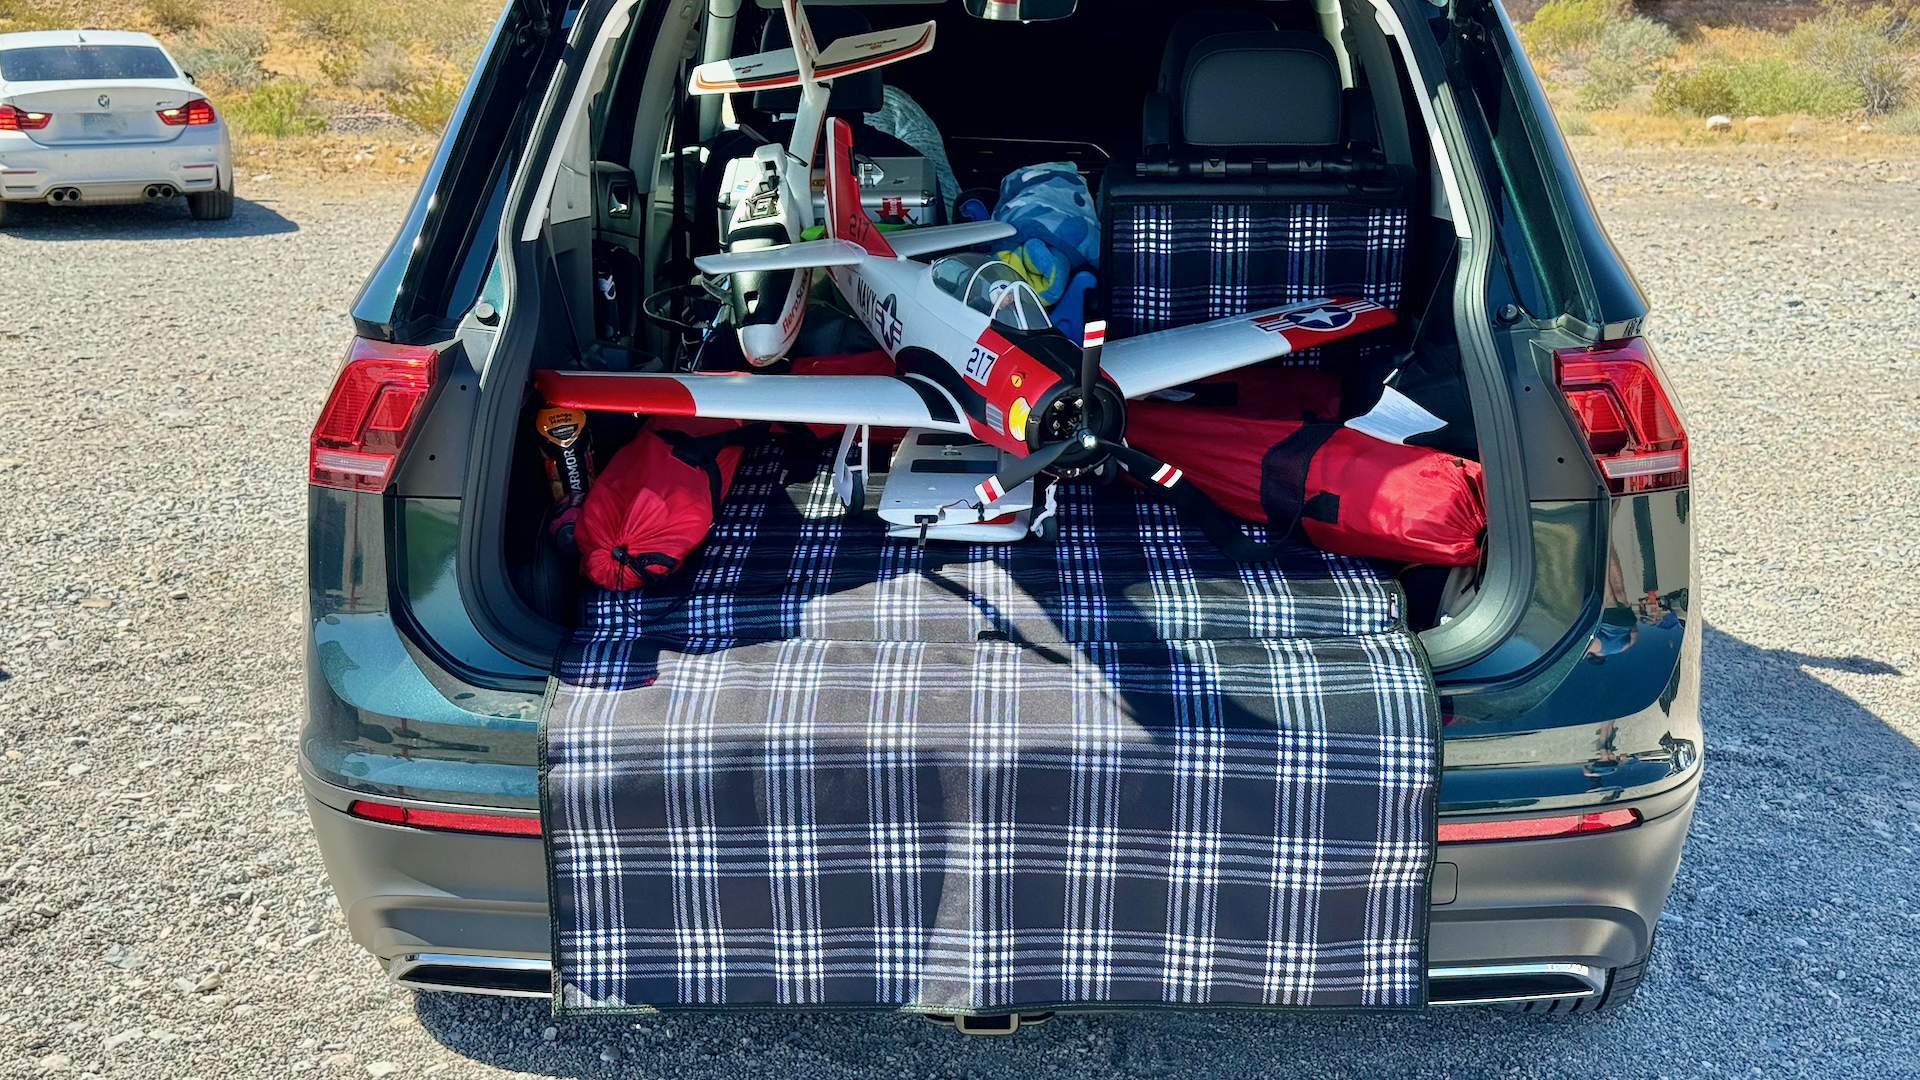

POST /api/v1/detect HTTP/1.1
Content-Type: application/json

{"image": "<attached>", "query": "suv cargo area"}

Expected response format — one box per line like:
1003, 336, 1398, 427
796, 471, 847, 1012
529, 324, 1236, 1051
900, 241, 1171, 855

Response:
304, 0, 1701, 1019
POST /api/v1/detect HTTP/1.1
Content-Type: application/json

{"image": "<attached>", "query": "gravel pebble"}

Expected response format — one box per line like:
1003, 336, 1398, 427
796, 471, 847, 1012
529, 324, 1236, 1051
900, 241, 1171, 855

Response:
2, 152, 1918, 1078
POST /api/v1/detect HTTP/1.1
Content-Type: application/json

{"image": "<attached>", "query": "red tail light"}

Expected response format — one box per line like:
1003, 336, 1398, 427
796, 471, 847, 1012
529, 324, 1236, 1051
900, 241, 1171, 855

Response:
348, 800, 542, 836
0, 104, 52, 131
310, 339, 438, 491
157, 98, 216, 126
1438, 808, 1640, 843
1555, 338, 1688, 495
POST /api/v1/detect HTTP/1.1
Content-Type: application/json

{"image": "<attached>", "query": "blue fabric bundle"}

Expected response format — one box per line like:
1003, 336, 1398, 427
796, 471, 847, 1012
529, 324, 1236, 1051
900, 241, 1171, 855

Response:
991, 162, 1100, 306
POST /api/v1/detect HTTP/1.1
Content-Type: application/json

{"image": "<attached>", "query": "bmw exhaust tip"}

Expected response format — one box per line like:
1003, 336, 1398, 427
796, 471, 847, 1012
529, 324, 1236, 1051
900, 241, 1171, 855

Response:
47, 187, 81, 204
144, 184, 177, 200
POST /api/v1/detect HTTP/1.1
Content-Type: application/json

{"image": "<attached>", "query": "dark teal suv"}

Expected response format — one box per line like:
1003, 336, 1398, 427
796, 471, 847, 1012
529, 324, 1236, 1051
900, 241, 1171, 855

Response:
303, 0, 1699, 1013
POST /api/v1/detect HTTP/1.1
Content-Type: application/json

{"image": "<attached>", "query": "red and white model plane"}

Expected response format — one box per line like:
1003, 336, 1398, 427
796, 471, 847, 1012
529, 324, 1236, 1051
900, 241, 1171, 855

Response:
535, 0, 1395, 551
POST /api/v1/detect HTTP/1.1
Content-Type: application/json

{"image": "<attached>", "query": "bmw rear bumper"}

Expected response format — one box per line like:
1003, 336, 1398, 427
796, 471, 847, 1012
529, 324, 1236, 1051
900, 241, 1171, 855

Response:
304, 765, 1697, 1001
0, 126, 229, 202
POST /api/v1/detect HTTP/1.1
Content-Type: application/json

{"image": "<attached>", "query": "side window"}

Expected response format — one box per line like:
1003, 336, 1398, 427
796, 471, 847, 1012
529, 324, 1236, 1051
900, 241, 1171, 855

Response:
1448, 9, 1583, 322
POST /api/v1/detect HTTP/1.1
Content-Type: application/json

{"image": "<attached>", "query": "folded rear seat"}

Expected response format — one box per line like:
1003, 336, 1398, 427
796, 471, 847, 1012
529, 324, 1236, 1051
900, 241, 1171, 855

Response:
1101, 27, 1415, 346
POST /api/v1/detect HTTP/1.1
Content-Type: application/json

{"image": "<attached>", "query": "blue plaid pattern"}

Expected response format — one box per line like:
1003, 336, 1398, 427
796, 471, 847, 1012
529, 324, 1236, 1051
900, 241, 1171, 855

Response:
545, 445, 1439, 1013
1108, 201, 1410, 342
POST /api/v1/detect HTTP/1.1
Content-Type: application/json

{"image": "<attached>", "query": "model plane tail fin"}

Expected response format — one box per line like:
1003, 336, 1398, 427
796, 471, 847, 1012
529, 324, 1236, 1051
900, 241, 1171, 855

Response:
823, 117, 895, 257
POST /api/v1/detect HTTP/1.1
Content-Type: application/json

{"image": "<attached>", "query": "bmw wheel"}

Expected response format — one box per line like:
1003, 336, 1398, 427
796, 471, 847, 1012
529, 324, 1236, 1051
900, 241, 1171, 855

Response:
188, 177, 234, 221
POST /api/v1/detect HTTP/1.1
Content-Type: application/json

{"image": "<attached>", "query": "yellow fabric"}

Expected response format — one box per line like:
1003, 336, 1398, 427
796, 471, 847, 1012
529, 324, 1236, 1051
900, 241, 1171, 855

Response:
995, 246, 1061, 300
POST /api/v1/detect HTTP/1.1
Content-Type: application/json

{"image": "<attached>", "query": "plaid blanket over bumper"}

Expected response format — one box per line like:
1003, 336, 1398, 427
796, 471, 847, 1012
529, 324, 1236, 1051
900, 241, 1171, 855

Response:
544, 445, 1440, 1013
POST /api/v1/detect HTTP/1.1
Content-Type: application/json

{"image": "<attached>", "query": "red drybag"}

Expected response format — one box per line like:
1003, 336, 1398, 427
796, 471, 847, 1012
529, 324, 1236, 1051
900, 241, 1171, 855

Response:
574, 417, 758, 590
1127, 403, 1486, 566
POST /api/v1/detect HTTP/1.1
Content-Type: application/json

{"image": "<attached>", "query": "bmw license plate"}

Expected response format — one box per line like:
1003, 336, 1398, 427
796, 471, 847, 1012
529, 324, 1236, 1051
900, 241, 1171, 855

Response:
80, 112, 127, 136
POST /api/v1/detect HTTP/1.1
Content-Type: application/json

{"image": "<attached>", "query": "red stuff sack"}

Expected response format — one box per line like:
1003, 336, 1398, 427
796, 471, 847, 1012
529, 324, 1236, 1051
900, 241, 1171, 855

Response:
1127, 404, 1486, 566
574, 417, 759, 590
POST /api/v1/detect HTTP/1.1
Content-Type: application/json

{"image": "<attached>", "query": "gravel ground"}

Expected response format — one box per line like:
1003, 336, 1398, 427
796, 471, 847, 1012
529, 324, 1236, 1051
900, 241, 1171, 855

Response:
3, 147, 1919, 1078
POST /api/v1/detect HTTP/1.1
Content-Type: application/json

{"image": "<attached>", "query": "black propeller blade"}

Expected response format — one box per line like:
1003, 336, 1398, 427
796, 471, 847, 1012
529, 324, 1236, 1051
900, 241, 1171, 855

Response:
968, 318, 1276, 562
971, 434, 1081, 505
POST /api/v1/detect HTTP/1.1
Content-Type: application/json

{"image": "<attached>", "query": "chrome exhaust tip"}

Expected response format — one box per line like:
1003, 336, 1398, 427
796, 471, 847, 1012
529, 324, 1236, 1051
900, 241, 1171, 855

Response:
145, 184, 176, 200
1427, 962, 1605, 1006
47, 187, 79, 204
389, 953, 551, 998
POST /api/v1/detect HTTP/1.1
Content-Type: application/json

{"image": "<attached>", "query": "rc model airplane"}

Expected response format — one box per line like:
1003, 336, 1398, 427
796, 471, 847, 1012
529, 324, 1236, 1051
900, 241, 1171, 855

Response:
534, 0, 1396, 553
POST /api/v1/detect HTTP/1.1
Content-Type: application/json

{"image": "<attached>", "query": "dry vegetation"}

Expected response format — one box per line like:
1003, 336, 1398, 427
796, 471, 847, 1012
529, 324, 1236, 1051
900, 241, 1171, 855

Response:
0, 0, 494, 174
1524, 0, 1920, 145
5, 0, 1919, 172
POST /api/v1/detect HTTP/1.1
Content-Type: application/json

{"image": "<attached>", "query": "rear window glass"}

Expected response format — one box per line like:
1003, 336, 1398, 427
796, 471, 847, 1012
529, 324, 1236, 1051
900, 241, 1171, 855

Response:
0, 45, 176, 82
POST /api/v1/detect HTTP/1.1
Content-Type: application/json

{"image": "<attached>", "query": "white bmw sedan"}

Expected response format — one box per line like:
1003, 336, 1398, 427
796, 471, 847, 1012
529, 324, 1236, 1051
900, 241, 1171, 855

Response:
0, 29, 233, 222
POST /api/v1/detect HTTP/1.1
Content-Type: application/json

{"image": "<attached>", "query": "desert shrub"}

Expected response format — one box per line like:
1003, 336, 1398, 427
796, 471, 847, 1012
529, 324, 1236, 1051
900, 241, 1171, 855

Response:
1558, 110, 1596, 135
385, 72, 462, 134
0, 0, 75, 32
1521, 0, 1628, 60
171, 25, 270, 90
1652, 65, 1738, 115
1787, 4, 1913, 114
1654, 55, 1864, 115
282, 0, 377, 43
147, 0, 203, 33
1882, 104, 1920, 132
317, 50, 358, 86
227, 79, 329, 137
1577, 15, 1679, 108
357, 40, 418, 91
317, 40, 418, 90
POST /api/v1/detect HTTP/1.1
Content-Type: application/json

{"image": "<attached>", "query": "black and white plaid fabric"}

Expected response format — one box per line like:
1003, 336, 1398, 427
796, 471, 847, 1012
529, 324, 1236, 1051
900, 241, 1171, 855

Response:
1106, 201, 1410, 341
545, 445, 1439, 1013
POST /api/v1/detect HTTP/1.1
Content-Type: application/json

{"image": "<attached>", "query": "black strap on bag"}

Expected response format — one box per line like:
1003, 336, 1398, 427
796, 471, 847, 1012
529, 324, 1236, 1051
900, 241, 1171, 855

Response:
1259, 422, 1344, 542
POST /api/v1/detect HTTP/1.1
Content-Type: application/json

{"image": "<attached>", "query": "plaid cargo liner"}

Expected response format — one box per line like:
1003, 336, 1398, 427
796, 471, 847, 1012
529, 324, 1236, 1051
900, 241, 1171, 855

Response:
545, 444, 1439, 1013
1105, 201, 1410, 344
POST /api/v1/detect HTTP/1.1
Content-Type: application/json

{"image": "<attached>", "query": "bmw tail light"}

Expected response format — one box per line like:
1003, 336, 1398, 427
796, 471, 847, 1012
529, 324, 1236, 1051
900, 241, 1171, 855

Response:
157, 97, 216, 125
347, 800, 542, 836
1438, 808, 1641, 843
0, 104, 52, 131
310, 339, 438, 491
1555, 338, 1688, 495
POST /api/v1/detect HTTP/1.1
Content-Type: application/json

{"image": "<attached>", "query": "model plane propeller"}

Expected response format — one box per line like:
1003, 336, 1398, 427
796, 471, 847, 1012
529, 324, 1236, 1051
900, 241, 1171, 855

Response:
534, 0, 1397, 555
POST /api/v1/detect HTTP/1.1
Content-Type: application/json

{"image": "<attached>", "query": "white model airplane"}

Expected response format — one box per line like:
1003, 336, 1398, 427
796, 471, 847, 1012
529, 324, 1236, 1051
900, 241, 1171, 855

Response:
535, 0, 1396, 554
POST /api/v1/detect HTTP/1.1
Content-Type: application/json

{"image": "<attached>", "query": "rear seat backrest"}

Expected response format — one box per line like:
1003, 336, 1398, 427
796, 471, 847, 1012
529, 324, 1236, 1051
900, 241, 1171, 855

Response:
1103, 30, 1413, 343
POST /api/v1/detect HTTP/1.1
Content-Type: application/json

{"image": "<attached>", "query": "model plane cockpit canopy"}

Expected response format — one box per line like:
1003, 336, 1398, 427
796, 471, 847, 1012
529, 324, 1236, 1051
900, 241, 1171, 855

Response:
930, 254, 1052, 332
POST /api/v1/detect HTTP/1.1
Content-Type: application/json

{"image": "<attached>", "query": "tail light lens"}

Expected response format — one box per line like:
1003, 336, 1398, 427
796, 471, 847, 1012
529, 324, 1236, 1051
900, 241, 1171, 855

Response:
348, 800, 542, 837
310, 339, 438, 491
1439, 808, 1641, 843
1555, 338, 1688, 494
157, 98, 216, 126
0, 104, 52, 131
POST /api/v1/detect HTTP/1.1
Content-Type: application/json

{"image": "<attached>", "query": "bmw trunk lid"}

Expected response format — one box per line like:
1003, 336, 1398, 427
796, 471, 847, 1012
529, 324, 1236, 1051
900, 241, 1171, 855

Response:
5, 81, 198, 145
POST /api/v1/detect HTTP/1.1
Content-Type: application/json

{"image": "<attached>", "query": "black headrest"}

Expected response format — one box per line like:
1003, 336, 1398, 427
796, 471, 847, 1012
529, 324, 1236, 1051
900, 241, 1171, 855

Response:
1181, 32, 1344, 148
754, 8, 884, 115
1157, 10, 1280, 97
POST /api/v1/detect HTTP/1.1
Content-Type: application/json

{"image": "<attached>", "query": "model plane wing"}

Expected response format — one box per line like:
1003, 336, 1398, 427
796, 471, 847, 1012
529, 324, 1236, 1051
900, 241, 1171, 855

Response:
1099, 297, 1397, 400
694, 238, 869, 275
883, 219, 1016, 259
533, 370, 970, 433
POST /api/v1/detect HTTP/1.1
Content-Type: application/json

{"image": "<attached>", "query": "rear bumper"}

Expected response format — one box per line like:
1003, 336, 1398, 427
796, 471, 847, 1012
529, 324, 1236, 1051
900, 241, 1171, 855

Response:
0, 126, 228, 201
305, 768, 1697, 1003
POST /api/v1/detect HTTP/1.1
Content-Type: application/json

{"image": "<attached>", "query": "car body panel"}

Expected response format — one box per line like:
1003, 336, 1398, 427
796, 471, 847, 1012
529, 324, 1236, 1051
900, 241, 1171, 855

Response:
303, 0, 1702, 999
304, 767, 1695, 976
0, 123, 227, 201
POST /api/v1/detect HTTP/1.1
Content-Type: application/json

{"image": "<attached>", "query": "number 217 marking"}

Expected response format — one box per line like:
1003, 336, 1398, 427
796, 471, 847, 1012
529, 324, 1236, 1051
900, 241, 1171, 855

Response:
964, 345, 998, 382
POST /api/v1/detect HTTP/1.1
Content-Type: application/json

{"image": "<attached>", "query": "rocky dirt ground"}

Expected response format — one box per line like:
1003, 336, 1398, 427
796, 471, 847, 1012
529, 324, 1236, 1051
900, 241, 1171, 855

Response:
2, 143, 1918, 1078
